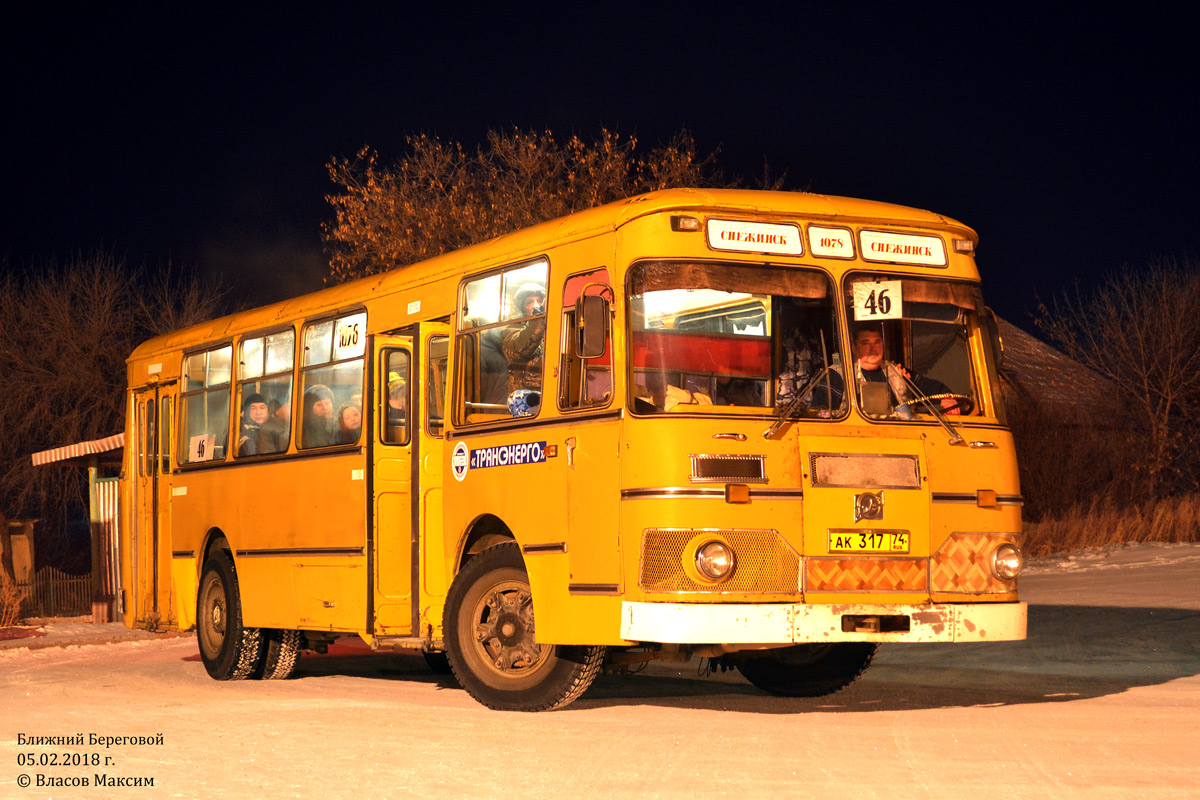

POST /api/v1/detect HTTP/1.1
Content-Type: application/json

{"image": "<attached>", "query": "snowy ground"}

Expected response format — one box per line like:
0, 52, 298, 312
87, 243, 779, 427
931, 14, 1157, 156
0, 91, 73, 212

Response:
3, 544, 1198, 799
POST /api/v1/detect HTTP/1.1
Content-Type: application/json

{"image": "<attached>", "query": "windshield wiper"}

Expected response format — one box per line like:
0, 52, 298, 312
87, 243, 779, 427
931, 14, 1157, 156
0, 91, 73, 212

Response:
895, 370, 964, 446
763, 365, 830, 439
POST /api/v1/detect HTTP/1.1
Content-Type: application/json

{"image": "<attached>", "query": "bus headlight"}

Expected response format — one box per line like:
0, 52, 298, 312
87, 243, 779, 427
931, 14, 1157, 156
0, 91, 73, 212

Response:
991, 543, 1023, 580
695, 540, 736, 581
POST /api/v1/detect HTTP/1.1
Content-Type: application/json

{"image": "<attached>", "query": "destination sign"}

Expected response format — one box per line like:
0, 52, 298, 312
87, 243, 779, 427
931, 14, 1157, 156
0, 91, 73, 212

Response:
706, 219, 803, 256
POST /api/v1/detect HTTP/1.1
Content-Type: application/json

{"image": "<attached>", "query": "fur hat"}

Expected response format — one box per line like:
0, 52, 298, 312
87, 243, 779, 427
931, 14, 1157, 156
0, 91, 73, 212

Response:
305, 384, 333, 404
513, 283, 546, 316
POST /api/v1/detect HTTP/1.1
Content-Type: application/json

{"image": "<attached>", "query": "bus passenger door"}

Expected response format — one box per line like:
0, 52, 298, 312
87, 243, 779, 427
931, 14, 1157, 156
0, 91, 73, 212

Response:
130, 382, 176, 630
371, 336, 415, 636
416, 326, 450, 636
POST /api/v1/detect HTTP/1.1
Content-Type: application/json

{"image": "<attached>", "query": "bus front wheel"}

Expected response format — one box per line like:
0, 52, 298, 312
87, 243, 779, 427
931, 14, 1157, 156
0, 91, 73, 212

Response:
443, 542, 604, 711
736, 643, 878, 697
196, 551, 262, 680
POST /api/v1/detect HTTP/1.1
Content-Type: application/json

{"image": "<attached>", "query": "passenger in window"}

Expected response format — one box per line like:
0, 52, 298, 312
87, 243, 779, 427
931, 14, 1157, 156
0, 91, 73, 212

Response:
257, 399, 291, 454
777, 331, 815, 405
502, 284, 546, 394
237, 393, 270, 456
302, 384, 337, 447
336, 400, 363, 444
385, 377, 407, 441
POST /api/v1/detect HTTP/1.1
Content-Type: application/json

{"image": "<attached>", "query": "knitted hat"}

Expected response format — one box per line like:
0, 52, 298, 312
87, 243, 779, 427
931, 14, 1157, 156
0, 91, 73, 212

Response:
243, 392, 268, 410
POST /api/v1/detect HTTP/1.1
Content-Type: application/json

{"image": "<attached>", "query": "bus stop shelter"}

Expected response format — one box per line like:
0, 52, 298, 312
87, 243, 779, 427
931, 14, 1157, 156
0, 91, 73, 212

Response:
30, 433, 124, 621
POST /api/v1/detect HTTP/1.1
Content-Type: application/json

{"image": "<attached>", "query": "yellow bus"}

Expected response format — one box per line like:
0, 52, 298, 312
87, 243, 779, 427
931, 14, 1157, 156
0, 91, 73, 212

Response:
122, 188, 1025, 710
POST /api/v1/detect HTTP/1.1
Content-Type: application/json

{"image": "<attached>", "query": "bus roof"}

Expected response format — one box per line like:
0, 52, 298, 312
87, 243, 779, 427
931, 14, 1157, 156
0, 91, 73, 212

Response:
129, 188, 974, 362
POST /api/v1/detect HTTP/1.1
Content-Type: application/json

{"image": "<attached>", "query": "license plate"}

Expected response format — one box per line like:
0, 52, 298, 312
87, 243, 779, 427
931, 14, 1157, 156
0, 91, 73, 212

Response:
828, 530, 910, 554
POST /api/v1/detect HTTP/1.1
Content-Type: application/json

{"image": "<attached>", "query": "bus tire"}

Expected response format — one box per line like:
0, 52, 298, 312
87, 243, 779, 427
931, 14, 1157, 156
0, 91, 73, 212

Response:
196, 551, 262, 681
256, 629, 303, 680
443, 542, 604, 711
736, 643, 878, 697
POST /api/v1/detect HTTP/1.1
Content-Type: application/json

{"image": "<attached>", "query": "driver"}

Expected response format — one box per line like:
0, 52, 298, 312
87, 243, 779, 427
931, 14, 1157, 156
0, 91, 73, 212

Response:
815, 323, 965, 416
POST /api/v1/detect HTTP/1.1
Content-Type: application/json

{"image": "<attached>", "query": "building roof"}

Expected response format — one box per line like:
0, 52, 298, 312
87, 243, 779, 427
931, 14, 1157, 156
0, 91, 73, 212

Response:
996, 318, 1111, 418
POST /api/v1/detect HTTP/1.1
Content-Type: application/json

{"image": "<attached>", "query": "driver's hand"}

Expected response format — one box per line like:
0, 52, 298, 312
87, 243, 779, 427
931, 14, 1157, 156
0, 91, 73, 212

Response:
940, 396, 962, 415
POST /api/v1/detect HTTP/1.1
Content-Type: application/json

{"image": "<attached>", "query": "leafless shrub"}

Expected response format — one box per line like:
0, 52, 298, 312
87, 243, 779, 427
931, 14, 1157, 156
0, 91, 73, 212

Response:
1036, 258, 1200, 501
0, 573, 25, 627
323, 128, 736, 283
0, 251, 226, 570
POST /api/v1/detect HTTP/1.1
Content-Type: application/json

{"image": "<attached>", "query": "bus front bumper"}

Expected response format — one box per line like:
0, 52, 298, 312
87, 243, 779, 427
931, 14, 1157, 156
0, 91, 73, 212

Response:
620, 601, 1027, 644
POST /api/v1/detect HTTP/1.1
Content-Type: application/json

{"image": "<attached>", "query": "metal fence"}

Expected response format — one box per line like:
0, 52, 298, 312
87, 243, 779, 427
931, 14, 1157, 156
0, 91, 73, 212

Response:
18, 566, 92, 618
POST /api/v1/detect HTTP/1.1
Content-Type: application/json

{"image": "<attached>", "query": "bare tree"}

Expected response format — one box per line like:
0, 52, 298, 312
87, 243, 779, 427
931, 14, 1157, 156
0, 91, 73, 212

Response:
322, 128, 740, 283
1036, 257, 1200, 500
0, 251, 226, 570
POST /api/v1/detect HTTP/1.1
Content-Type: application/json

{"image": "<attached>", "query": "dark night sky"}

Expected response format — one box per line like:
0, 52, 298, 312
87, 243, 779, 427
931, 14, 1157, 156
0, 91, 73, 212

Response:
3, 6, 1197, 326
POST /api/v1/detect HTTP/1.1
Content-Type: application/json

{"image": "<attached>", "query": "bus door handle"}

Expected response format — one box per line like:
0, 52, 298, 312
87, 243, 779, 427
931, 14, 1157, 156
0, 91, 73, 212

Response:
713, 433, 746, 441
565, 436, 577, 467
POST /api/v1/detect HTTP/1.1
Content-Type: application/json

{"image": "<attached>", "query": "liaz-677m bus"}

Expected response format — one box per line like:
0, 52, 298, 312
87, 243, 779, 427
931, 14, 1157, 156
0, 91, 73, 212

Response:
122, 189, 1025, 711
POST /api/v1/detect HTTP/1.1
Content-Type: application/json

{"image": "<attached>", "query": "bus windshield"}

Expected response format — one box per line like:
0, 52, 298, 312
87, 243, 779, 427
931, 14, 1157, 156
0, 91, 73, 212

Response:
628, 261, 845, 415
843, 273, 991, 420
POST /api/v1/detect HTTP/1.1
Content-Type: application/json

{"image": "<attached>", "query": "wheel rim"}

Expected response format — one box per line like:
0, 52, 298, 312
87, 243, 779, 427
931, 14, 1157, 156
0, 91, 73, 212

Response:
467, 578, 551, 680
198, 572, 227, 659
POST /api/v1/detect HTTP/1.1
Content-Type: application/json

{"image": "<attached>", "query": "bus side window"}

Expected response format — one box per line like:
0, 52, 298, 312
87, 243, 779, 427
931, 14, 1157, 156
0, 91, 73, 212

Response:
299, 312, 366, 449
143, 399, 155, 477
382, 350, 410, 445
559, 268, 612, 410
159, 395, 171, 473
456, 258, 548, 423
426, 335, 448, 436
236, 328, 295, 457
179, 345, 232, 464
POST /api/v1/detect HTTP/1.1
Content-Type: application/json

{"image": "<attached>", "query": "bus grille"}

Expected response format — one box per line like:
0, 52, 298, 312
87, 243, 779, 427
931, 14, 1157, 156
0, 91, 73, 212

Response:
639, 528, 800, 594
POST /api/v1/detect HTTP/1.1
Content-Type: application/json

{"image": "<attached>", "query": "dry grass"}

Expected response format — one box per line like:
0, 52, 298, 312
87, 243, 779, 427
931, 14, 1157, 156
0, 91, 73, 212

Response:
0, 573, 25, 627
1024, 494, 1200, 556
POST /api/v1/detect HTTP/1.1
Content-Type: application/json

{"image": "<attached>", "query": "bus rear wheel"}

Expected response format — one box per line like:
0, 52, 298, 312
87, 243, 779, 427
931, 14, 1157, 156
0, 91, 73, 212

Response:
736, 643, 878, 697
196, 551, 262, 680
255, 629, 303, 680
443, 542, 604, 711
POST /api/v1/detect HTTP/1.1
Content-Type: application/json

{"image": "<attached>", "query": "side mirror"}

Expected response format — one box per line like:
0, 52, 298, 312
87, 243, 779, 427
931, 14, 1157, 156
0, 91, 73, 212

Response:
576, 294, 609, 359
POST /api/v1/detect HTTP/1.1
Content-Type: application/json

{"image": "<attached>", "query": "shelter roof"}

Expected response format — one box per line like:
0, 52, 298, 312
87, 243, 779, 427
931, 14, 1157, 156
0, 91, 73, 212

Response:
31, 433, 124, 467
